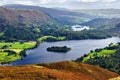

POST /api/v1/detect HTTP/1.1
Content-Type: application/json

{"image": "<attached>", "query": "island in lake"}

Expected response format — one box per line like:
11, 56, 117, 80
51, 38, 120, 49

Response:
47, 46, 71, 53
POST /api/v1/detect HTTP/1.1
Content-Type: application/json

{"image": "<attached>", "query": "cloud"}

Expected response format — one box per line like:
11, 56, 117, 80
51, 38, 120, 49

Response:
77, 0, 99, 3
14, 0, 36, 5
76, 0, 117, 3
0, 0, 120, 9
101, 0, 117, 3
32, 0, 67, 4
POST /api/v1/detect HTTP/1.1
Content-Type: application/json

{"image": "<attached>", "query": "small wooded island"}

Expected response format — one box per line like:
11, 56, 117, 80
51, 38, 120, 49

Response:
47, 46, 71, 53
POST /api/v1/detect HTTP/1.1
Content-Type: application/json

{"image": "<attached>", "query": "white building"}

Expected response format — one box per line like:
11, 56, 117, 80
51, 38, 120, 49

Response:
72, 25, 90, 31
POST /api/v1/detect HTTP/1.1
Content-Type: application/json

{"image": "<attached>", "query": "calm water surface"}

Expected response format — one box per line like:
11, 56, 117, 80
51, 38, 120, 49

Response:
12, 37, 120, 65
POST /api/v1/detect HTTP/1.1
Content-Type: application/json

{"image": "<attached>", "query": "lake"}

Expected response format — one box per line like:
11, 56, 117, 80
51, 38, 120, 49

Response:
12, 37, 120, 66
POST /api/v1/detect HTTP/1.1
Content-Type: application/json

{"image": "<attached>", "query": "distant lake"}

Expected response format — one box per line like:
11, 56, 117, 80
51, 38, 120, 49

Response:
12, 37, 120, 66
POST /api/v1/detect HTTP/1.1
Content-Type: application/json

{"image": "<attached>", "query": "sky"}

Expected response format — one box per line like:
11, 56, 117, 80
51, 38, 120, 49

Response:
0, 0, 120, 9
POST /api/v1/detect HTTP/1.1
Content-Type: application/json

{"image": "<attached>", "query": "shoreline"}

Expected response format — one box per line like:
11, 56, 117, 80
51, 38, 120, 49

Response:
0, 36, 118, 66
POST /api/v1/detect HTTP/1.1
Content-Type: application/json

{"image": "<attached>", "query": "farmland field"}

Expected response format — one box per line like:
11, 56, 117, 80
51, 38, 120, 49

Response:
0, 41, 36, 63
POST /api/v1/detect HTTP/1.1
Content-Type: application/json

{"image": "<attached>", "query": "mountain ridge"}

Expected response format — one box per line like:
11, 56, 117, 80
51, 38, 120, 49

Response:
4, 4, 95, 25
81, 18, 120, 29
0, 6, 54, 27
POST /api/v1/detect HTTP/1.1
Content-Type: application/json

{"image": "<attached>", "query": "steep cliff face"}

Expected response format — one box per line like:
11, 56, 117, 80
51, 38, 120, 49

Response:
0, 61, 119, 80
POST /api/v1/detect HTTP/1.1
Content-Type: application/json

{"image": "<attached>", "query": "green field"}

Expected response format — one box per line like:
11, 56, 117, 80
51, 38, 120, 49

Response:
0, 32, 4, 37
0, 52, 21, 63
38, 36, 66, 43
0, 36, 66, 63
82, 49, 116, 62
0, 41, 36, 63
0, 41, 36, 49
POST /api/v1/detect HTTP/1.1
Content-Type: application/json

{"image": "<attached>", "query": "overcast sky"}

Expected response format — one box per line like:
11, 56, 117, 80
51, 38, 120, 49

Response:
0, 0, 120, 9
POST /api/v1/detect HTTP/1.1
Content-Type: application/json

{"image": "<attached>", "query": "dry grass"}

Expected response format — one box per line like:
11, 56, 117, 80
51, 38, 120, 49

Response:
0, 61, 119, 80
109, 77, 120, 80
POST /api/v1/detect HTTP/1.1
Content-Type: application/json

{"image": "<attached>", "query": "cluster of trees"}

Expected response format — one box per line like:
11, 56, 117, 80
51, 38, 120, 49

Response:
41, 29, 111, 40
0, 49, 27, 58
4, 50, 17, 56
0, 49, 17, 56
0, 19, 112, 42
76, 43, 120, 74
19, 50, 26, 57
47, 46, 71, 53
84, 52, 120, 74
1, 26, 40, 41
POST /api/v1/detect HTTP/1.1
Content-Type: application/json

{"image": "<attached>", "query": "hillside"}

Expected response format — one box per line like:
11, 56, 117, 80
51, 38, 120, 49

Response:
109, 77, 120, 80
73, 9, 120, 18
81, 18, 120, 36
0, 7, 112, 41
0, 61, 119, 80
4, 4, 96, 25
0, 7, 54, 26
81, 18, 120, 29
76, 43, 120, 74
0, 7, 58, 41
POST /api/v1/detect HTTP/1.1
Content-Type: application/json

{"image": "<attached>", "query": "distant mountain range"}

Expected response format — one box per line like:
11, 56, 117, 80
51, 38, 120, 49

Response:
73, 9, 120, 18
81, 18, 120, 29
4, 4, 120, 29
81, 18, 120, 35
4, 4, 96, 25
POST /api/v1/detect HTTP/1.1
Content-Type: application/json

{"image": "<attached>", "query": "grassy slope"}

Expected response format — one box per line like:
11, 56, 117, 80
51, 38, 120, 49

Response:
82, 49, 116, 62
0, 52, 21, 63
76, 43, 120, 74
0, 42, 36, 49
0, 41, 36, 63
109, 77, 120, 80
0, 61, 119, 80
38, 36, 66, 43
